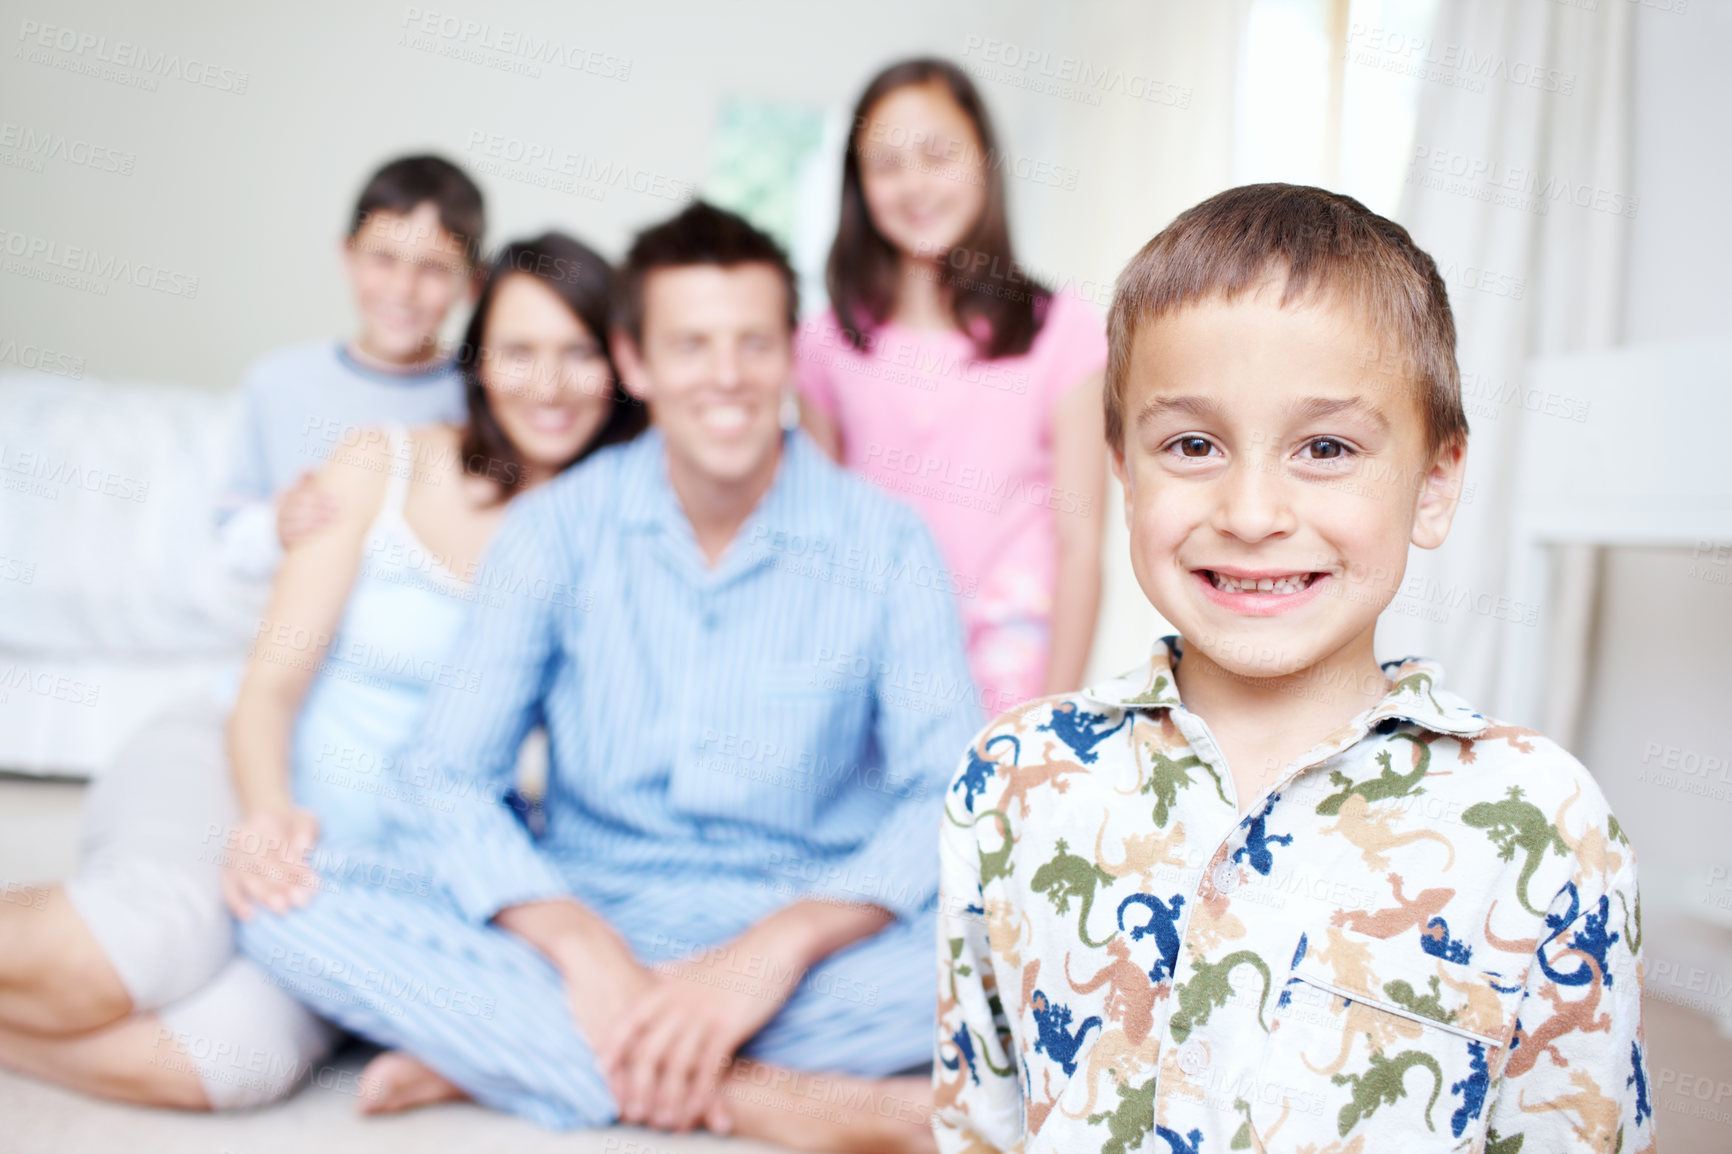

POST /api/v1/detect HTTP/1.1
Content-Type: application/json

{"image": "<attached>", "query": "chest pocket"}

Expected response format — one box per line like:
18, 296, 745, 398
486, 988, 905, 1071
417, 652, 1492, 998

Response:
669, 663, 872, 832
1249, 925, 1526, 1154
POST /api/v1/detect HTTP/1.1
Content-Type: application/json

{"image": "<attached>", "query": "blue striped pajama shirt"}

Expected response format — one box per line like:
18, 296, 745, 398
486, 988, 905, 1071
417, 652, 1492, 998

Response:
238, 428, 983, 1129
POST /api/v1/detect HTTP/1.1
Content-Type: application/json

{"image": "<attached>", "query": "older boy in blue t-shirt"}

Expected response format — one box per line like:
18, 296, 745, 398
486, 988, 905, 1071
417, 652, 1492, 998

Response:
215, 154, 483, 577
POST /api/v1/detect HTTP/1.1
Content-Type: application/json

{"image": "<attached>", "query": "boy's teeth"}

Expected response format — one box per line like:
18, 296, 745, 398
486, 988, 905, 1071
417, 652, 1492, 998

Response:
1210, 571, 1314, 595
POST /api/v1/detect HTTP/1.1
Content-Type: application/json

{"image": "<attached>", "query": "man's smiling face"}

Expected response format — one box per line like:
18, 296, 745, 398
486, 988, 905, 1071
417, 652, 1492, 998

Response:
617, 262, 792, 489
1112, 280, 1467, 683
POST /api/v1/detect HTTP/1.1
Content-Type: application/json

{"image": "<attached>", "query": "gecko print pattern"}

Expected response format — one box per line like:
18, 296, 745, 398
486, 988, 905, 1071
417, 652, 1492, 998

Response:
935, 637, 1652, 1154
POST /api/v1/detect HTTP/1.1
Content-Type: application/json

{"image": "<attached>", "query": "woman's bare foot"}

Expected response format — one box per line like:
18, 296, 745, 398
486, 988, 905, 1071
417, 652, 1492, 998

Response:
356, 1050, 468, 1115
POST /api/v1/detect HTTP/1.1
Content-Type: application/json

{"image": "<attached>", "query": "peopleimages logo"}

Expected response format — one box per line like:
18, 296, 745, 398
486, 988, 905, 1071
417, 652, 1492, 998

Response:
0, 443, 150, 503
1407, 145, 1640, 218
1345, 23, 1576, 94
960, 35, 1193, 109
863, 443, 1092, 516
0, 122, 135, 174
15, 20, 249, 93
0, 338, 84, 379
398, 7, 632, 80
464, 131, 694, 203
0, 228, 200, 298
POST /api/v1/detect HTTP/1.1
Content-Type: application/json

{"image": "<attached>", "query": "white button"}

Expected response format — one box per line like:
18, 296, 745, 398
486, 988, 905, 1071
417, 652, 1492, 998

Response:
1211, 861, 1239, 894
1175, 1040, 1207, 1075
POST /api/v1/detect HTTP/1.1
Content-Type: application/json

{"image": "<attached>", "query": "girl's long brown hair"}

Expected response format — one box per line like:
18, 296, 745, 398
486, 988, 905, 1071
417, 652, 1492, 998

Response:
828, 57, 1052, 360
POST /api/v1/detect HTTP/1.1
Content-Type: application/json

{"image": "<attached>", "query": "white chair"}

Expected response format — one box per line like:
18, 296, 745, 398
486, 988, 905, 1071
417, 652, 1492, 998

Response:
1498, 336, 1732, 728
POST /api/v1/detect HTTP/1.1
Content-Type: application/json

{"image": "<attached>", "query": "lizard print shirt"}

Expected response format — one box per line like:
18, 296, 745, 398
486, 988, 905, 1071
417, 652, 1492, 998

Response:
935, 636, 1653, 1154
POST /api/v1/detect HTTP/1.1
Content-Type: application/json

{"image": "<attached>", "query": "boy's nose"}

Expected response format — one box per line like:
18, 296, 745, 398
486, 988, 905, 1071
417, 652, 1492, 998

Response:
1210, 457, 1296, 542
385, 258, 420, 298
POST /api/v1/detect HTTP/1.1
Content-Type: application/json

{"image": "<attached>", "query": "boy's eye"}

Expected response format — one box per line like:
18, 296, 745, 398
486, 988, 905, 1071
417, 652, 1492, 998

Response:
1176, 436, 1215, 458
1303, 437, 1352, 460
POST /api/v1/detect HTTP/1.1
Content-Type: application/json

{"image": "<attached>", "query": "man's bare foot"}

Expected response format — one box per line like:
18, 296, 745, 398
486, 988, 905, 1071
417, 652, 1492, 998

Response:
718, 1064, 935, 1154
356, 1050, 468, 1115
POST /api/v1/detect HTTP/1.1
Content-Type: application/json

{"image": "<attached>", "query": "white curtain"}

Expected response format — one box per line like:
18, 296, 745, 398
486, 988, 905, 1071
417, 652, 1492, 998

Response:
1379, 0, 1635, 738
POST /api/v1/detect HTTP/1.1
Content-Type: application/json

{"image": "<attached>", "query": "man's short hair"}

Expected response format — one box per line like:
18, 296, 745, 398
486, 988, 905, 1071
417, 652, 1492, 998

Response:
350, 154, 486, 268
1106, 183, 1468, 456
615, 201, 799, 346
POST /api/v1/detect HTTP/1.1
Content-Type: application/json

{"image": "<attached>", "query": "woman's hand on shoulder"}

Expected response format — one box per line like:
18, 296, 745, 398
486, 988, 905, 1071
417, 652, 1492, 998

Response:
219, 806, 322, 920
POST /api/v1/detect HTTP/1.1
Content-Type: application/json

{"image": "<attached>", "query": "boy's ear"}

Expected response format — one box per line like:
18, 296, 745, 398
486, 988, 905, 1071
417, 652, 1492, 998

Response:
610, 328, 652, 403
1411, 440, 1468, 550
466, 269, 483, 304
1109, 445, 1133, 531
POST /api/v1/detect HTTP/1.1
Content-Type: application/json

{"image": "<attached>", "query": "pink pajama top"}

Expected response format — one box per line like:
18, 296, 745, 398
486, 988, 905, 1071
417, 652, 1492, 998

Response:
794, 292, 1107, 715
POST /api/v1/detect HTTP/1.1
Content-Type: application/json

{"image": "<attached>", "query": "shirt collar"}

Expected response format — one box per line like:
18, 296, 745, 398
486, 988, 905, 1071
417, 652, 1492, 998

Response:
614, 425, 827, 581
334, 342, 455, 385
615, 427, 682, 533
1081, 635, 1492, 739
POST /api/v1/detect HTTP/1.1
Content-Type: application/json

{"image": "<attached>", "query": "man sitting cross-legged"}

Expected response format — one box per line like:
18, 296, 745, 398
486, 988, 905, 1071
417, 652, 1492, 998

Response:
237, 202, 981, 1153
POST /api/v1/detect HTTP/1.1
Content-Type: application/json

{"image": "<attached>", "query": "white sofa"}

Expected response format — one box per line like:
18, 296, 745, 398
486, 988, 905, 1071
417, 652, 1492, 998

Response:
0, 369, 264, 778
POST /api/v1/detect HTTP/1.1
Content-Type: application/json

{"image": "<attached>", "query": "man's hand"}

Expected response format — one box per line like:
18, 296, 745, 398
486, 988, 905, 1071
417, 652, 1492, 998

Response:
494, 899, 658, 1067
600, 900, 894, 1133
600, 932, 799, 1131
276, 471, 339, 547
220, 807, 321, 920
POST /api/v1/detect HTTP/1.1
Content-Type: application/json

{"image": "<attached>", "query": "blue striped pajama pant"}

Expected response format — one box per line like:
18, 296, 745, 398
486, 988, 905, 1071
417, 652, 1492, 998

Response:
235, 873, 937, 1130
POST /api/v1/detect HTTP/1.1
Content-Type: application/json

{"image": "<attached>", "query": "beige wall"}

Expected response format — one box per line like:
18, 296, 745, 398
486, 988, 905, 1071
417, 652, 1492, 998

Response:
1, 0, 1247, 686
1577, 0, 1732, 987
0, 0, 1041, 388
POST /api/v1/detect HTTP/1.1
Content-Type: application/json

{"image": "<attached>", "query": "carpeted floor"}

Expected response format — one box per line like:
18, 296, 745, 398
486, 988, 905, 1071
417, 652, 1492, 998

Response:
0, 1055, 767, 1154
6, 772, 1732, 1152
0, 773, 786, 1154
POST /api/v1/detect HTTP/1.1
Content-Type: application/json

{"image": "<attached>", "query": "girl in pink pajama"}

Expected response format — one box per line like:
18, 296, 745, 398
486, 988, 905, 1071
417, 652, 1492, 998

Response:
796, 57, 1110, 716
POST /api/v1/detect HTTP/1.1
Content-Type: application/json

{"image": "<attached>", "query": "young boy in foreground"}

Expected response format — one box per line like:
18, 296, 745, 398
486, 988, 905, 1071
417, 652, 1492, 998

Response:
214, 153, 483, 577
934, 184, 1652, 1154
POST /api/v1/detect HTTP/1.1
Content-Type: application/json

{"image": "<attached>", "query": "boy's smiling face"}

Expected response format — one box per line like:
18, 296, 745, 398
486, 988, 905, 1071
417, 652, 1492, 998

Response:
1112, 280, 1467, 685
344, 202, 473, 366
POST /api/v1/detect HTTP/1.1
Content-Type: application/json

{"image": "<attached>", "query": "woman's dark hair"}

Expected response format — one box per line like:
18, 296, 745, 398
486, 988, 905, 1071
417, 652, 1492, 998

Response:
457, 232, 647, 498
829, 57, 1052, 360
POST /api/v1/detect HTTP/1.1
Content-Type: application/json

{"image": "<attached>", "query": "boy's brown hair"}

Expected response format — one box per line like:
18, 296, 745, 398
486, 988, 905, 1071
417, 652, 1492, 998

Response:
350, 154, 487, 269
1105, 183, 1468, 456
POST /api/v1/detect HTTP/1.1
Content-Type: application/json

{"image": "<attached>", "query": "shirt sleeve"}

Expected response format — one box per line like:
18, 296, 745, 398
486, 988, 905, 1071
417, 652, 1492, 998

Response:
215, 366, 275, 523
803, 514, 982, 921
792, 310, 843, 423
212, 369, 283, 578
1483, 858, 1655, 1154
383, 493, 575, 923
213, 501, 283, 580
934, 751, 1024, 1154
